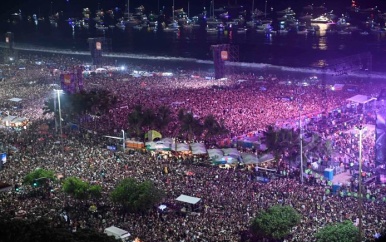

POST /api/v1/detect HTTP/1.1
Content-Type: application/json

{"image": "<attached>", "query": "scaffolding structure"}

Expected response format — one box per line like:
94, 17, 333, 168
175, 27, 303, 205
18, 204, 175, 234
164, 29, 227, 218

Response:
3, 32, 17, 63
87, 38, 112, 66
210, 44, 239, 79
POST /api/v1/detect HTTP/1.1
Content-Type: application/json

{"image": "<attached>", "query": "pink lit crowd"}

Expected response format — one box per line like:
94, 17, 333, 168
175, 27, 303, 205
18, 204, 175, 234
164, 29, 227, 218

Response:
0, 51, 385, 241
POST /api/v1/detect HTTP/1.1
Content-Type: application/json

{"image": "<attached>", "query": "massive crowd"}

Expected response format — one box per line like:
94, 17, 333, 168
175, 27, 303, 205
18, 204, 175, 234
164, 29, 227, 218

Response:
0, 50, 385, 241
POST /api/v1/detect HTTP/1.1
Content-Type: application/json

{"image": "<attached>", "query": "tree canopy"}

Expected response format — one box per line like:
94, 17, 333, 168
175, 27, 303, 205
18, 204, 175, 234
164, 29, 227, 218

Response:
43, 89, 117, 118
23, 168, 55, 187
178, 109, 203, 140
62, 177, 102, 200
315, 220, 359, 242
250, 205, 301, 241
110, 178, 164, 213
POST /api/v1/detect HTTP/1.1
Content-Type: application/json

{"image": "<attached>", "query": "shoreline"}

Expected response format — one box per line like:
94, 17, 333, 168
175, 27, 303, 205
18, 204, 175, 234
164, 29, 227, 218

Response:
2, 42, 386, 80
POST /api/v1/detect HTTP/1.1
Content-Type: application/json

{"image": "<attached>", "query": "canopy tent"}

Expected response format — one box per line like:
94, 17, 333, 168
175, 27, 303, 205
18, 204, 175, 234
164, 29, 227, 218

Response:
259, 153, 275, 163
145, 130, 162, 141
95, 68, 107, 73
346, 95, 376, 104
1, 116, 17, 126
220, 155, 238, 164
160, 137, 173, 143
171, 142, 190, 152
11, 117, 28, 126
145, 141, 171, 151
207, 149, 224, 161
241, 153, 259, 164
222, 148, 240, 158
176, 194, 201, 204
8, 98, 22, 102
190, 143, 207, 155
104, 226, 130, 240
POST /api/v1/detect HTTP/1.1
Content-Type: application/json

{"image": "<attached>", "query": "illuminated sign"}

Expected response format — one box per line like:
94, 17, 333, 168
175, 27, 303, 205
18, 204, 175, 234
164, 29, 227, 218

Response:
96, 42, 101, 50
221, 51, 228, 61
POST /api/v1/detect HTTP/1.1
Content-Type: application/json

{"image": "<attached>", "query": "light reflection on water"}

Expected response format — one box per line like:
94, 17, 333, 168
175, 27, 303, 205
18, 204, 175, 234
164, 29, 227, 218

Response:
4, 20, 386, 71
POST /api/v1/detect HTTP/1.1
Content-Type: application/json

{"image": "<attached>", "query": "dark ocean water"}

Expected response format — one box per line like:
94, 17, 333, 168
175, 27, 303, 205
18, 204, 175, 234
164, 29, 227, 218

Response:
1, 17, 386, 72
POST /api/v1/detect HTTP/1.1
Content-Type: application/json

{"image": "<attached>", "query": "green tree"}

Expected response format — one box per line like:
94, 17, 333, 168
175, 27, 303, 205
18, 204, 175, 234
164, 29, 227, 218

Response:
250, 205, 301, 241
88, 185, 102, 199
203, 114, 228, 139
128, 104, 144, 137
142, 108, 155, 129
178, 109, 203, 140
86, 89, 117, 115
154, 105, 171, 131
110, 178, 164, 213
62, 177, 101, 200
264, 126, 301, 167
315, 220, 358, 242
23, 168, 55, 187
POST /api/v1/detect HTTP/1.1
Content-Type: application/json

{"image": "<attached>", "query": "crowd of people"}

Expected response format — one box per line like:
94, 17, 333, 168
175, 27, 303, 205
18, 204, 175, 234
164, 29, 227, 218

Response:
0, 50, 385, 241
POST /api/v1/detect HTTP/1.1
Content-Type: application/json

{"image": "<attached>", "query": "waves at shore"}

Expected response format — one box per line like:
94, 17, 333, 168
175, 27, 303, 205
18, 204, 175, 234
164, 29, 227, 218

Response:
1, 42, 386, 80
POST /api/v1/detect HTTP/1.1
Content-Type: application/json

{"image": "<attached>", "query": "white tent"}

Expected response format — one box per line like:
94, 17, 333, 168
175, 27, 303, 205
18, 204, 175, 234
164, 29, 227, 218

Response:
104, 226, 130, 240
259, 153, 275, 163
176, 194, 201, 204
8, 98, 22, 102
346, 95, 376, 104
95, 68, 107, 73
1, 116, 17, 126
207, 149, 224, 161
172, 142, 190, 152
190, 143, 207, 155
11, 117, 28, 126
222, 148, 240, 158
241, 153, 259, 164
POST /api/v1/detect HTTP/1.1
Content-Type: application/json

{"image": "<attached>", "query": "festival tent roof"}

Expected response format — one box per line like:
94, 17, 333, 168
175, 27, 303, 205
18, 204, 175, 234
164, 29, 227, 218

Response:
220, 155, 238, 164
11, 117, 27, 124
172, 142, 190, 152
176, 194, 201, 204
190, 143, 207, 155
346, 95, 376, 104
259, 153, 275, 163
145, 130, 162, 141
1, 116, 17, 123
104, 226, 130, 240
8, 98, 22, 102
160, 137, 173, 143
241, 153, 259, 164
207, 149, 224, 161
145, 141, 171, 151
222, 148, 240, 158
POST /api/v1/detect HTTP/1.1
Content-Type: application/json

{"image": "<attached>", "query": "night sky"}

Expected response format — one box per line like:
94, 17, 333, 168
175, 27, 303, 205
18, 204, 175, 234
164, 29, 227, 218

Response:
1, 0, 385, 20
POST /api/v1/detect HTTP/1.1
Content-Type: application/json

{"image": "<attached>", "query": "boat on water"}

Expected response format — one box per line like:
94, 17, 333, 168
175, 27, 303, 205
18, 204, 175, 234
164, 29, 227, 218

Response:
116, 21, 126, 30
163, 21, 179, 33
95, 23, 108, 31
337, 30, 352, 35
311, 15, 333, 24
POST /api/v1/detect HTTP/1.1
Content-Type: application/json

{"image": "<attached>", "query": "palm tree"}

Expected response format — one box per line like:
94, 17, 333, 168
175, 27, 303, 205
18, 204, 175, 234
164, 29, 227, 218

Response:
265, 126, 300, 168
127, 104, 144, 137
142, 108, 155, 130
203, 114, 229, 139
154, 106, 171, 131
178, 109, 203, 140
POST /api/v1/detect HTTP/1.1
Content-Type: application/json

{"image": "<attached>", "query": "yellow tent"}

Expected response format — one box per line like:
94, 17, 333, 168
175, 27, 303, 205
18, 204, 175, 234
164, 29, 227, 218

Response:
145, 130, 162, 141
